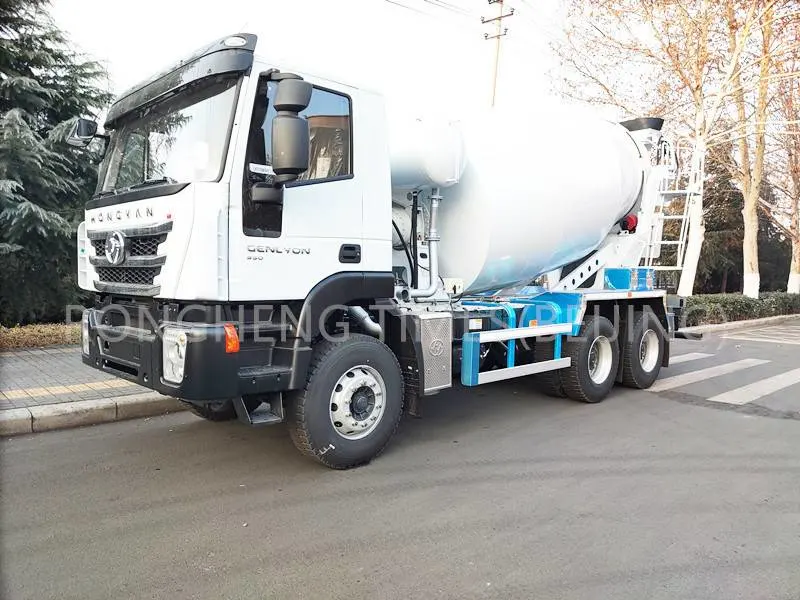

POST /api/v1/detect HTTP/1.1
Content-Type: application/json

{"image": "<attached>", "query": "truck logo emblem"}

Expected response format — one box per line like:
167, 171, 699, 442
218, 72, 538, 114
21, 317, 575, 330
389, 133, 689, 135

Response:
429, 339, 444, 357
105, 231, 127, 265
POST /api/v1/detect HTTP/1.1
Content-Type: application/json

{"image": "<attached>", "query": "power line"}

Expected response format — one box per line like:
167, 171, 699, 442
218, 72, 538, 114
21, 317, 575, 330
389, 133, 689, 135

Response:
384, 0, 431, 16
482, 0, 514, 107
423, 0, 471, 16
383, 0, 482, 32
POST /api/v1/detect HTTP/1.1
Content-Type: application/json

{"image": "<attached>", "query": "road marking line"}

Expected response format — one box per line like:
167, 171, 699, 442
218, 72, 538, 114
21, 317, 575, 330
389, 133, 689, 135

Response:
722, 334, 800, 346
670, 352, 713, 364
649, 358, 770, 393
705, 368, 800, 405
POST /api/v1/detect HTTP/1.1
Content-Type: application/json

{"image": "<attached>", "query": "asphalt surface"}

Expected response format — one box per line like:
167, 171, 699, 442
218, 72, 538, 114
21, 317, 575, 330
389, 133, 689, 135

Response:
3, 330, 800, 600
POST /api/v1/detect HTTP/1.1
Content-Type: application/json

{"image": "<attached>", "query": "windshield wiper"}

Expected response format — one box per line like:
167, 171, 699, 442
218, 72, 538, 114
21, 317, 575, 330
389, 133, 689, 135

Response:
127, 176, 179, 190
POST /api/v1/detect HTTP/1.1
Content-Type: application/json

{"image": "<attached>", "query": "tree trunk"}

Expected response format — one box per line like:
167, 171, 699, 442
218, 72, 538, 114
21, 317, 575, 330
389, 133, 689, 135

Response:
789, 238, 800, 294
742, 192, 760, 298
721, 269, 728, 294
726, 0, 772, 300
790, 198, 800, 294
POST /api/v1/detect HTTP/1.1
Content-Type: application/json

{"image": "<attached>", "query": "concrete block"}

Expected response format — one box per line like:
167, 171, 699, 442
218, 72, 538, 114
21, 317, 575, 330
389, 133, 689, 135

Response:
0, 408, 33, 436
30, 398, 116, 432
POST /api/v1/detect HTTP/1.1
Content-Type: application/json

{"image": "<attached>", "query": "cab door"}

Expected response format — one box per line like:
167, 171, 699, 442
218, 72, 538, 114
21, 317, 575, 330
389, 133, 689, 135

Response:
228, 70, 365, 301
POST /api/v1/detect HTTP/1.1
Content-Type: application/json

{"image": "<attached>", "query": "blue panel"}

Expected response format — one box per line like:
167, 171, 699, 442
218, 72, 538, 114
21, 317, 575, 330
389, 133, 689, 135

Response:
604, 267, 656, 291
462, 301, 517, 368
510, 291, 585, 336
604, 268, 632, 290
461, 331, 481, 386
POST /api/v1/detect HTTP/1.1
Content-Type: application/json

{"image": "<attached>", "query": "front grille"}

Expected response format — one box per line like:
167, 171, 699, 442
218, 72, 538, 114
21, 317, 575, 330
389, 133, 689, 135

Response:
96, 267, 161, 286
88, 222, 172, 295
92, 234, 165, 257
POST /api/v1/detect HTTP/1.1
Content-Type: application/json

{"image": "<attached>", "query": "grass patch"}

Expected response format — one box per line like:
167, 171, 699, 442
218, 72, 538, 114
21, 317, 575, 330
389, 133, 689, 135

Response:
0, 323, 81, 350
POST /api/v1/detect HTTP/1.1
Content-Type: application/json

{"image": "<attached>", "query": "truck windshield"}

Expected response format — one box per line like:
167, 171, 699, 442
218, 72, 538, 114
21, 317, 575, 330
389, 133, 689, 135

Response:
97, 74, 240, 194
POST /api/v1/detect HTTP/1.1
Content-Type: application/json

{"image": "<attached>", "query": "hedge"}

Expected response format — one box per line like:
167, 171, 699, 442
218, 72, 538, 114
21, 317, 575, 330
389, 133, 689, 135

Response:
682, 292, 800, 327
0, 324, 81, 350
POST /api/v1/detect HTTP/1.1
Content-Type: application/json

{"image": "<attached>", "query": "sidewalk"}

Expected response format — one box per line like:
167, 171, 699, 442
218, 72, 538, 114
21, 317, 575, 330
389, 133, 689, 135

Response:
0, 345, 184, 435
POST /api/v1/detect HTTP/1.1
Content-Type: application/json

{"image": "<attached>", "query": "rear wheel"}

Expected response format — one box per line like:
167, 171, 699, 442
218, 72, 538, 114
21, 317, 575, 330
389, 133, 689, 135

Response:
287, 334, 404, 469
560, 315, 619, 403
621, 309, 665, 389
533, 339, 566, 397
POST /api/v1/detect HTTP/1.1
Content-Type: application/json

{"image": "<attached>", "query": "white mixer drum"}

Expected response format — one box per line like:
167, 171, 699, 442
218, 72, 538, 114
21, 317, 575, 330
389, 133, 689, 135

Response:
435, 107, 645, 294
388, 117, 466, 190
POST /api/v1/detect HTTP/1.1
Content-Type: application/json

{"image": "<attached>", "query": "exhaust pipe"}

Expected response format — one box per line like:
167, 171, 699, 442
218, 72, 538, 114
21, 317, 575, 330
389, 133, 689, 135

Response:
348, 306, 382, 337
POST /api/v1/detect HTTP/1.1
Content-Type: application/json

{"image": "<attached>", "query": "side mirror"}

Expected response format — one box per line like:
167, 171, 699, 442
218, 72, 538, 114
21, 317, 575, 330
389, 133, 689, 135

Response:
67, 118, 99, 148
271, 78, 312, 185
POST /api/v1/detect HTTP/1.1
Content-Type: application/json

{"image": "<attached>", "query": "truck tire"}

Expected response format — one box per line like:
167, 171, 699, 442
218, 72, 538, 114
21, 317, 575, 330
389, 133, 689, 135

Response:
533, 339, 566, 397
287, 334, 404, 469
560, 315, 619, 403
181, 399, 236, 421
621, 309, 665, 389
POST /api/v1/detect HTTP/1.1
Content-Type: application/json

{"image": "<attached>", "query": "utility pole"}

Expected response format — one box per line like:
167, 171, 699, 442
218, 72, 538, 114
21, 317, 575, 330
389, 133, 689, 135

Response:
482, 0, 514, 107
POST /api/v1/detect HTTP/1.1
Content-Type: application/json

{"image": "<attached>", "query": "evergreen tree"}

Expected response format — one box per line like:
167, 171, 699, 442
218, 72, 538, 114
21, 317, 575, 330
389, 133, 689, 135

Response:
0, 0, 112, 325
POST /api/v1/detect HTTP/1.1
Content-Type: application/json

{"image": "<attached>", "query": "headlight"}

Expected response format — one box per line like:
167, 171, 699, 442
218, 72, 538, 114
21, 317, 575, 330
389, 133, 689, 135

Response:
81, 311, 90, 355
162, 327, 188, 384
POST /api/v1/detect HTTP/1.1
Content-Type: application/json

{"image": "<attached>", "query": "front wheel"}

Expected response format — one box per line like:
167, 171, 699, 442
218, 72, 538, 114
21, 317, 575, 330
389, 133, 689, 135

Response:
287, 334, 404, 469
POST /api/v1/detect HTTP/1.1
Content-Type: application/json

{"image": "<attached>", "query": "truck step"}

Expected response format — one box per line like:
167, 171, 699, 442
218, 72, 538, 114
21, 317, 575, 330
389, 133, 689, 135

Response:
232, 395, 284, 426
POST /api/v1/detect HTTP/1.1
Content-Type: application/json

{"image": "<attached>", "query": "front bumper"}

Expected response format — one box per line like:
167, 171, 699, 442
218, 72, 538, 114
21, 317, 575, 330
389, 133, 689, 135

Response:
81, 308, 309, 401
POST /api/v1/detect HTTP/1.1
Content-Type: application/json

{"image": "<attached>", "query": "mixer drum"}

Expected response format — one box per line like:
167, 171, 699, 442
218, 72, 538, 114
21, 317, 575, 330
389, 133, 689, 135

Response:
435, 108, 645, 294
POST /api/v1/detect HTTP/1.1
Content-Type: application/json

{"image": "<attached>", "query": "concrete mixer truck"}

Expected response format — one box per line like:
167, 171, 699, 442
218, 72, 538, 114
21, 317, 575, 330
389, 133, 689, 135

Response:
71, 33, 682, 469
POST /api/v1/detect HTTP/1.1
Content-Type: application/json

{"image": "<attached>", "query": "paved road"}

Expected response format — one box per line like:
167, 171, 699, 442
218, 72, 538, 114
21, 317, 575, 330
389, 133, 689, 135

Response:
2, 328, 800, 600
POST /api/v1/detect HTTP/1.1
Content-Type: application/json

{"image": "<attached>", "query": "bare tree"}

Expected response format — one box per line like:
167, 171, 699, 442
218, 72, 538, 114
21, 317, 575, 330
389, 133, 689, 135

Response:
770, 9, 800, 292
550, 0, 792, 297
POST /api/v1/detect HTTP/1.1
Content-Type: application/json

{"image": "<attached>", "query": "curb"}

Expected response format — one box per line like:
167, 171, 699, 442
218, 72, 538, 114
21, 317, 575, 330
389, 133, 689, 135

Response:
677, 313, 800, 336
0, 392, 187, 437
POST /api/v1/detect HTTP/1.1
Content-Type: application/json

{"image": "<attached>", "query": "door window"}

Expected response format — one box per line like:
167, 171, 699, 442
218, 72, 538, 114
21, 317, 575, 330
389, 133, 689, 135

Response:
242, 82, 353, 237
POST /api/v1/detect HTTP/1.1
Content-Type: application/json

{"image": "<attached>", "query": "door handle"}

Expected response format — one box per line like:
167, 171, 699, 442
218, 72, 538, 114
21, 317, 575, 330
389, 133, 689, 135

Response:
339, 244, 361, 264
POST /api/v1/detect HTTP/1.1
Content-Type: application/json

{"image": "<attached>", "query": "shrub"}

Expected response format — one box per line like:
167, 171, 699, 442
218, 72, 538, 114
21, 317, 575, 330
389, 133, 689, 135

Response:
683, 293, 800, 327
0, 323, 80, 350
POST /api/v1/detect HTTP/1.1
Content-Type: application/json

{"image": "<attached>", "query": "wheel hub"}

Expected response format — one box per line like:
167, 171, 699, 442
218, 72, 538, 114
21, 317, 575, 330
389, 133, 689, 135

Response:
329, 365, 387, 440
587, 335, 613, 385
639, 329, 659, 372
350, 386, 376, 421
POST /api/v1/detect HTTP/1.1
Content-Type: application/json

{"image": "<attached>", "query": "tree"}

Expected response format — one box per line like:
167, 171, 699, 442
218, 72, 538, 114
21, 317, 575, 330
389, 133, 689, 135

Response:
0, 0, 112, 325
771, 9, 800, 292
693, 151, 790, 293
550, 0, 792, 298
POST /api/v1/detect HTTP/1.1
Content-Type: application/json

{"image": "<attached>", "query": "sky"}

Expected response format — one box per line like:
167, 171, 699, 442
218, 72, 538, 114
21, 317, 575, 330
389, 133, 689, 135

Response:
50, 0, 572, 120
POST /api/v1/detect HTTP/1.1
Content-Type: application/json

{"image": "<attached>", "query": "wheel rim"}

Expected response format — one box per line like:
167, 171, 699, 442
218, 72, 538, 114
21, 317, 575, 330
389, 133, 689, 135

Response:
587, 335, 613, 385
329, 365, 387, 440
639, 329, 659, 373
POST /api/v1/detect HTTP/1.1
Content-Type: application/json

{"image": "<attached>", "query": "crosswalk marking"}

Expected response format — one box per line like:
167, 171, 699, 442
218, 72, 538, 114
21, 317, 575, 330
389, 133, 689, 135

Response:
649, 358, 770, 393
705, 368, 800, 405
670, 352, 713, 364
722, 334, 800, 346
